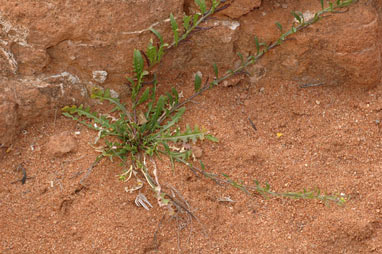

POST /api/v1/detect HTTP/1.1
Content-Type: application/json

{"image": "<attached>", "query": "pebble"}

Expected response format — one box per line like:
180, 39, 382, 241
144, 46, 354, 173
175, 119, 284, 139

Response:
192, 145, 203, 159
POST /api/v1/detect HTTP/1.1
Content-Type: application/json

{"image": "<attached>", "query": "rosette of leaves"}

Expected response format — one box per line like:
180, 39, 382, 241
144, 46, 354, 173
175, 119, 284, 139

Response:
62, 50, 217, 207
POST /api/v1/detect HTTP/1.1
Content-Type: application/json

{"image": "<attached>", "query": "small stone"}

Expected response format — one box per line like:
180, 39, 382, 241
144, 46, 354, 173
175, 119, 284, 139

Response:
247, 64, 266, 83
259, 87, 265, 93
92, 70, 108, 84
281, 4, 288, 9
109, 89, 119, 98
192, 145, 203, 159
46, 131, 77, 157
315, 100, 320, 105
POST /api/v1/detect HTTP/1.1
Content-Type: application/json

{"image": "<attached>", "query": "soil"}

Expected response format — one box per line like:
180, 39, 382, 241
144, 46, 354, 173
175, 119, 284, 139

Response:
1, 1, 382, 254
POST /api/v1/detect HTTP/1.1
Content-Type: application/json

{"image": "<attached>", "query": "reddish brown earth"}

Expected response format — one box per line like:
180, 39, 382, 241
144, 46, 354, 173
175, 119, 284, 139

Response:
1, 0, 382, 253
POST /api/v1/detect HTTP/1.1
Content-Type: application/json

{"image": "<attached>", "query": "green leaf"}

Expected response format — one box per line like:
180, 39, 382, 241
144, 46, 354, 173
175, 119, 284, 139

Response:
171, 87, 179, 103
160, 107, 186, 133
170, 13, 179, 46
146, 39, 157, 66
133, 49, 144, 77
292, 11, 302, 23
237, 52, 244, 65
206, 134, 218, 142
91, 89, 132, 121
200, 160, 205, 170
254, 36, 260, 55
193, 13, 200, 26
137, 87, 150, 106
183, 15, 191, 31
320, 0, 324, 10
212, 63, 219, 78
195, 0, 206, 14
126, 77, 135, 86
194, 73, 202, 92
150, 95, 166, 129
157, 43, 167, 63
149, 28, 164, 45
160, 125, 206, 143
275, 22, 283, 32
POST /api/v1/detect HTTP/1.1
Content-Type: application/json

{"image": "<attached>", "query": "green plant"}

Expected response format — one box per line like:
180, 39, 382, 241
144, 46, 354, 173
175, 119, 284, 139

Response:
63, 0, 355, 211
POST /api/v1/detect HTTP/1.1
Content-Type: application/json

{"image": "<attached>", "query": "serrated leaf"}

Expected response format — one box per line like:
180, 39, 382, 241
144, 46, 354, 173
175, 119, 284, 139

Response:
126, 77, 135, 87
150, 95, 166, 128
206, 134, 218, 142
183, 15, 191, 31
133, 49, 144, 77
200, 160, 205, 170
171, 87, 179, 103
157, 45, 166, 63
193, 13, 200, 26
195, 0, 206, 14
237, 52, 244, 63
212, 63, 219, 78
146, 39, 157, 66
160, 125, 206, 143
194, 73, 202, 92
104, 89, 111, 98
275, 22, 283, 32
137, 87, 150, 106
149, 28, 164, 45
91, 89, 132, 121
254, 35, 260, 55
292, 11, 302, 23
159, 107, 186, 133
170, 13, 179, 46
166, 92, 174, 106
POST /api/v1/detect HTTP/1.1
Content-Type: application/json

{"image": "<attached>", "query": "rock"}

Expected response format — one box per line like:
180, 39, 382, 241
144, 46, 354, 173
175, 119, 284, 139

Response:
159, 18, 241, 74
0, 77, 88, 148
46, 131, 77, 157
192, 145, 203, 159
247, 64, 266, 83
236, 0, 381, 88
0, 0, 184, 92
218, 0, 261, 19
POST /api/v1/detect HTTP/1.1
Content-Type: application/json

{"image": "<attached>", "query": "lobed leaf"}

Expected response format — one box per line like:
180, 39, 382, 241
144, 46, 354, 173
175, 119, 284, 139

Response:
194, 73, 202, 92
213, 63, 219, 78
195, 0, 207, 14
292, 11, 302, 23
146, 39, 157, 66
183, 15, 191, 31
149, 28, 164, 45
137, 87, 151, 107
275, 22, 283, 32
133, 49, 144, 77
170, 13, 179, 46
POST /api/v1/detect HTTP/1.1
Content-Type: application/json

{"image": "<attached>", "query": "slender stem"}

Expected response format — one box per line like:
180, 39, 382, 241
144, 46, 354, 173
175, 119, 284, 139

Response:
163, 0, 355, 118
167, 2, 221, 50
